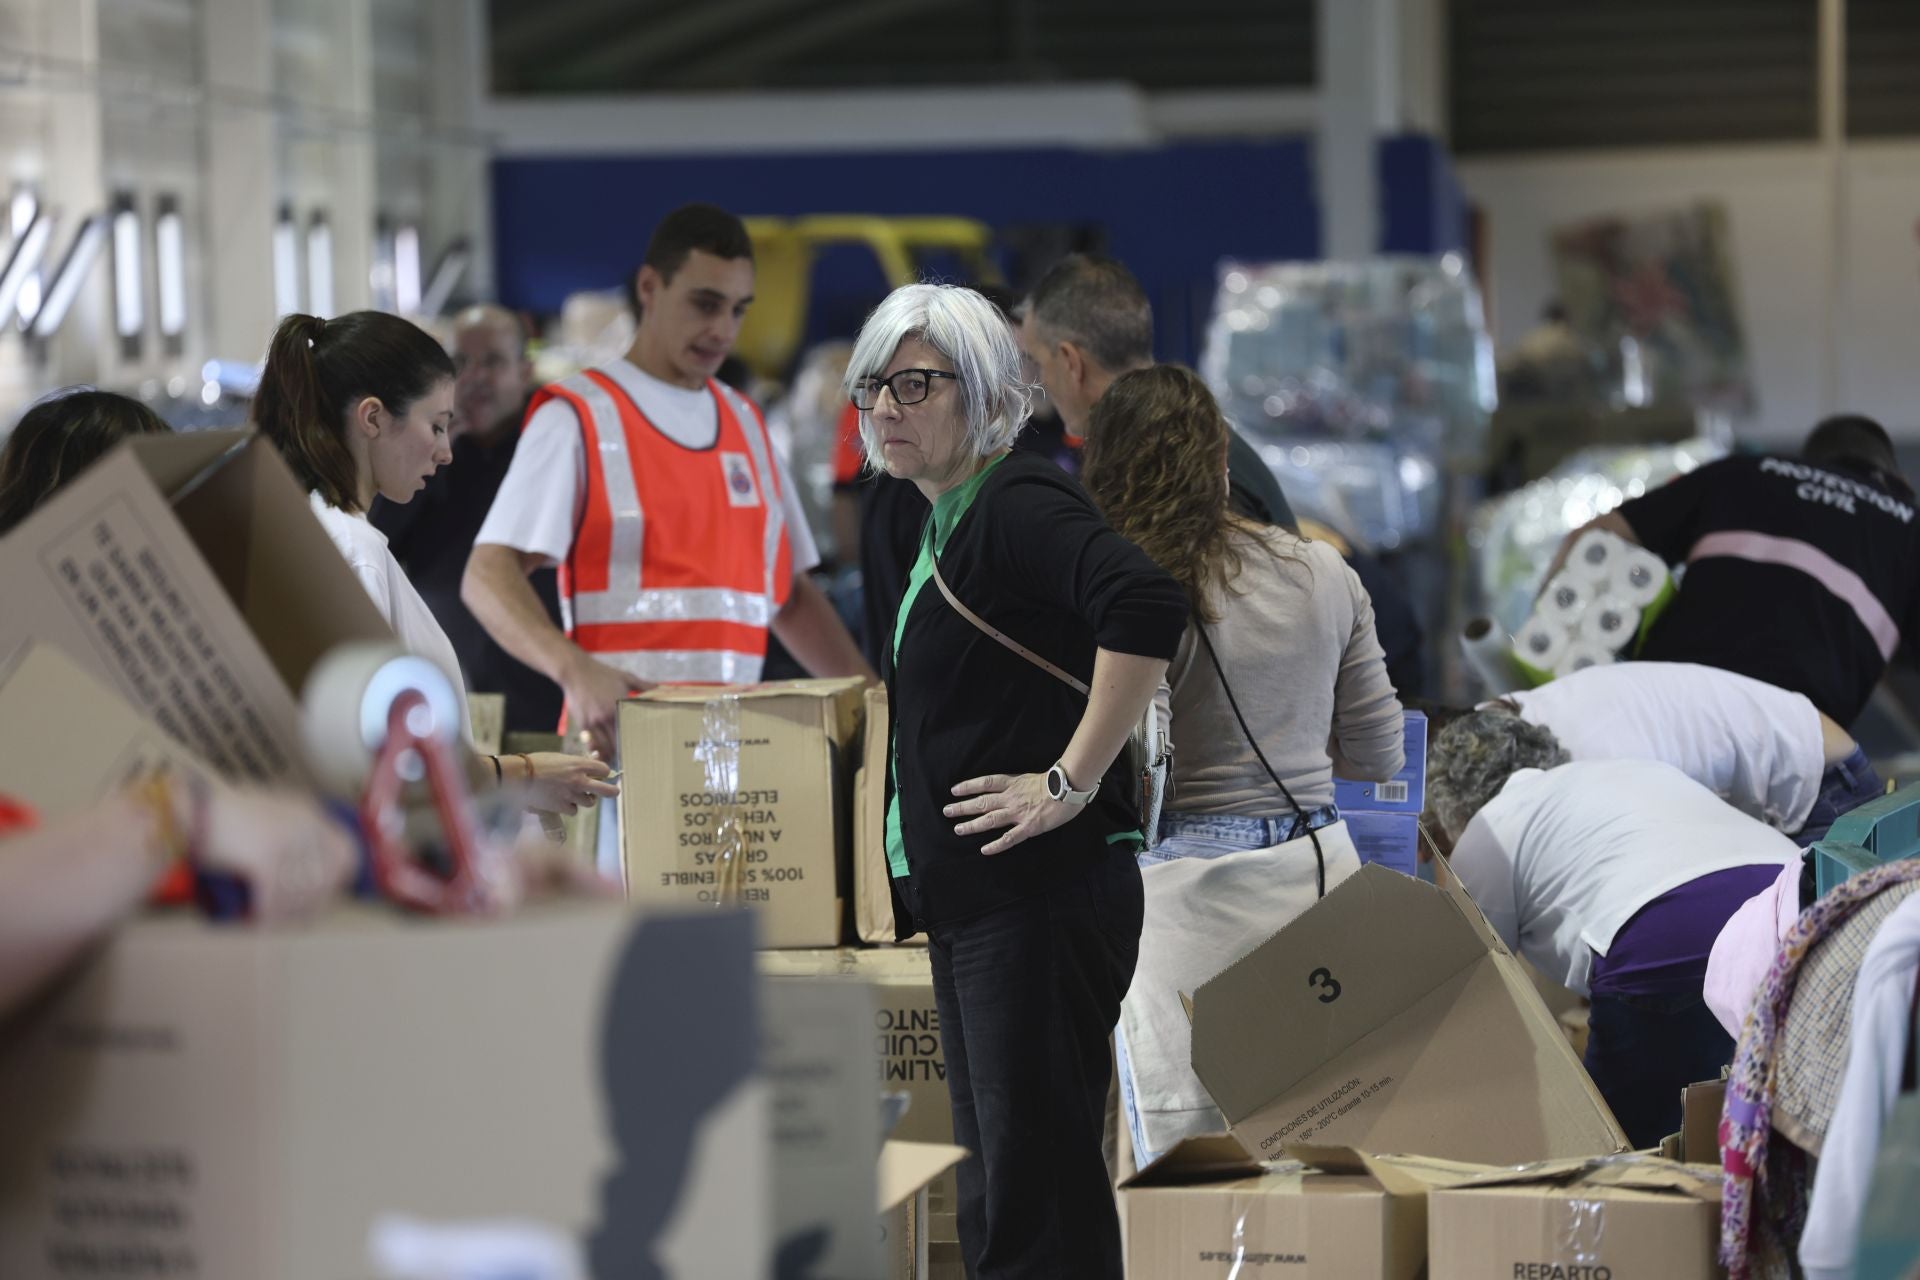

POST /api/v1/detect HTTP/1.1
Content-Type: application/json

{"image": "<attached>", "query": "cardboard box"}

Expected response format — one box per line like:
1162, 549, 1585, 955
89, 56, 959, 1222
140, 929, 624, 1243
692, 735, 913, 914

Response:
1428, 1156, 1725, 1280
618, 677, 865, 948
0, 431, 392, 786
0, 641, 219, 819
1332, 711, 1428, 814
761, 947, 958, 1247
879, 1142, 968, 1280
1334, 711, 1428, 876
0, 903, 769, 1279
765, 978, 882, 1277
1189, 864, 1628, 1166
854, 685, 925, 945
1661, 1079, 1727, 1164
1122, 1138, 1482, 1279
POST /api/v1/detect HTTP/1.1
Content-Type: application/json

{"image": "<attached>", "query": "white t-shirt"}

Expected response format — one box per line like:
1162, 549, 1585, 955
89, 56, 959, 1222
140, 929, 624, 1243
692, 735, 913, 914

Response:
1449, 758, 1799, 996
310, 492, 474, 743
474, 358, 821, 574
1501, 661, 1824, 831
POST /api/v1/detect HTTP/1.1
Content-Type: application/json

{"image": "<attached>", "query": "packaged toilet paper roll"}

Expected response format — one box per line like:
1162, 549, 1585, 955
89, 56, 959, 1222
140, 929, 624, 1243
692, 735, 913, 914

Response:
1565, 528, 1626, 585
1611, 546, 1669, 608
1513, 616, 1570, 676
1460, 617, 1526, 696
1579, 597, 1643, 651
1556, 641, 1616, 677
1537, 573, 1595, 625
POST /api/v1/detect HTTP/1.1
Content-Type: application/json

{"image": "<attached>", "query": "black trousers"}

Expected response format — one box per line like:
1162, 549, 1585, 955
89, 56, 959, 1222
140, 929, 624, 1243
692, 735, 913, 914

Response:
1584, 987, 1736, 1150
925, 853, 1144, 1279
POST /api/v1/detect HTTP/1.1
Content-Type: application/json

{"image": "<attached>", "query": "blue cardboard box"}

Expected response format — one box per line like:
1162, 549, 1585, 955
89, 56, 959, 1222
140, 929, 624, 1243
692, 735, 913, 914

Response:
1333, 711, 1428, 876
1331, 711, 1427, 815
1344, 810, 1420, 876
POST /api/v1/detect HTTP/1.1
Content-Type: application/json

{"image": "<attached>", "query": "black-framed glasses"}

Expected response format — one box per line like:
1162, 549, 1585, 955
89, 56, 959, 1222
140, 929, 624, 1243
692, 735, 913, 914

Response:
850, 368, 957, 411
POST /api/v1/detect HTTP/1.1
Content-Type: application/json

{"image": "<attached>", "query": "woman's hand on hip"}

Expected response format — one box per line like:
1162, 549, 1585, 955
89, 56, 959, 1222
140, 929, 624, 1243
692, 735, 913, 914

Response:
945, 772, 1081, 856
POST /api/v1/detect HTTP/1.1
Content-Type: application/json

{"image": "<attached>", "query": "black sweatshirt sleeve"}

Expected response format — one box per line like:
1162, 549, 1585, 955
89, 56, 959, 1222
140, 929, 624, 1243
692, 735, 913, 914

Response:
1616, 458, 1723, 564
990, 471, 1190, 661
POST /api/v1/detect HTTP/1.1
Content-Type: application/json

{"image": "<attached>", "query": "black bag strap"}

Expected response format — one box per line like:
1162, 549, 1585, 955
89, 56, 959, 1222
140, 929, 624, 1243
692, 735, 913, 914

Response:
1194, 625, 1326, 898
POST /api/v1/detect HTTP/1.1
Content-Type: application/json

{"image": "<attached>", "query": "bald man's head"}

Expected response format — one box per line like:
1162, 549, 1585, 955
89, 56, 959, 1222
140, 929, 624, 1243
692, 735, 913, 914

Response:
451, 305, 533, 440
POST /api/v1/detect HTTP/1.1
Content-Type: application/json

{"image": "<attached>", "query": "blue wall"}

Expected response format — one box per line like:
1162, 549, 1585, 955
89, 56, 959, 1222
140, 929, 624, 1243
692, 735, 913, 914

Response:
492, 134, 1464, 371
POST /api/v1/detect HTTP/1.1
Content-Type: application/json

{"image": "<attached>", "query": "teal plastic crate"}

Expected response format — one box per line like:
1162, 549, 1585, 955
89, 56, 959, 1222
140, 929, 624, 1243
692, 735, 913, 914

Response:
1812, 783, 1920, 898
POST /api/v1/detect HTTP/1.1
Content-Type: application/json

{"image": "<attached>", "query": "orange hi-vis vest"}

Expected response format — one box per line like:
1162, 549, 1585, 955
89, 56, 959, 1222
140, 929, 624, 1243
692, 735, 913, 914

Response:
528, 370, 793, 684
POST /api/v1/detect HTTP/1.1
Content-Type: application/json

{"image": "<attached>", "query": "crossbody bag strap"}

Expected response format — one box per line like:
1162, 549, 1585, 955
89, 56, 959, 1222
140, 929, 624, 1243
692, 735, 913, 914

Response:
931, 560, 1091, 697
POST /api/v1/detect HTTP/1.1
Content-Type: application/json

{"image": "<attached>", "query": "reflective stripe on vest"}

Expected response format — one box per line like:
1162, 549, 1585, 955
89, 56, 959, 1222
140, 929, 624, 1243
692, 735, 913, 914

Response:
531, 370, 792, 682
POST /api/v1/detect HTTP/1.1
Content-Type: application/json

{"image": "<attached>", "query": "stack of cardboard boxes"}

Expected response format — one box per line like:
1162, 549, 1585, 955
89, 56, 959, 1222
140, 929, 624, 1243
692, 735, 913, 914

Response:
0, 434, 960, 1279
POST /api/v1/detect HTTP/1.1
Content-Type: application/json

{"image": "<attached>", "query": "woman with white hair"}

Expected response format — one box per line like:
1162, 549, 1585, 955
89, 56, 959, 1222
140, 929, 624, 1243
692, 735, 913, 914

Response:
1428, 707, 1799, 1147
850, 283, 1186, 1278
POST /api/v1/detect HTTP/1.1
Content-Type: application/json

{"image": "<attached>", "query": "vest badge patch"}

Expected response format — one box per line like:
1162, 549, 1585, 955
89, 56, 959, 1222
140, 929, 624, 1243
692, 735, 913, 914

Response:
720, 452, 760, 508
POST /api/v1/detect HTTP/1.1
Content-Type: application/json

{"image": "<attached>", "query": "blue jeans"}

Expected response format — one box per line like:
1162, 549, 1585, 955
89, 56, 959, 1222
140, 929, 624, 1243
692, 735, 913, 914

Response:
928, 853, 1143, 1278
1798, 746, 1884, 847
1584, 988, 1736, 1149
1142, 805, 1340, 866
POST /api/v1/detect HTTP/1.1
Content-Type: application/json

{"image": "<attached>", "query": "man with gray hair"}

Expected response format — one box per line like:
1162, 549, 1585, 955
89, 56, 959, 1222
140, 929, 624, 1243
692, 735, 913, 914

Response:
1019, 253, 1293, 527
1427, 708, 1798, 1146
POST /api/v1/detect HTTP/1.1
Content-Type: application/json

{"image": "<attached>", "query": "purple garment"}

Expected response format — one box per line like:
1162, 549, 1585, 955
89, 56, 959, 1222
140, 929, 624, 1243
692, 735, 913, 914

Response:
1589, 863, 1790, 998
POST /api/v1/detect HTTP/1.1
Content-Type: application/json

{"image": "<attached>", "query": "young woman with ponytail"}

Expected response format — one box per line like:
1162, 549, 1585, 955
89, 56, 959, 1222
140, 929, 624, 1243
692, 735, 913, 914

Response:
254, 311, 616, 817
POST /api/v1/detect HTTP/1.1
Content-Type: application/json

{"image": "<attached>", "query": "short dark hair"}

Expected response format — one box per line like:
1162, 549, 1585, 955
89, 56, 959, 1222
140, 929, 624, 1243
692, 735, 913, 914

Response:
1025, 253, 1153, 373
1804, 414, 1908, 496
0, 389, 171, 535
627, 203, 754, 316
252, 310, 456, 513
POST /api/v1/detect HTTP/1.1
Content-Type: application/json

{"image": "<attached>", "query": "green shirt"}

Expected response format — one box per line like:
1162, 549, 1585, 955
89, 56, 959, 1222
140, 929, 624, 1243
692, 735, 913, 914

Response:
885, 454, 1008, 878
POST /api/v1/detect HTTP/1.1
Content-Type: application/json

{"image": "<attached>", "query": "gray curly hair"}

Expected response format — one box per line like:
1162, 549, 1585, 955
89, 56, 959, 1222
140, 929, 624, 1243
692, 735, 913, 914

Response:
1426, 707, 1570, 841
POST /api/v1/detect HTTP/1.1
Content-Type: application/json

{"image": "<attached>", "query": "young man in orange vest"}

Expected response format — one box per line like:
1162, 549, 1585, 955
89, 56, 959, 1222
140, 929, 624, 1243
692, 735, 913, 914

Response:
463, 204, 874, 762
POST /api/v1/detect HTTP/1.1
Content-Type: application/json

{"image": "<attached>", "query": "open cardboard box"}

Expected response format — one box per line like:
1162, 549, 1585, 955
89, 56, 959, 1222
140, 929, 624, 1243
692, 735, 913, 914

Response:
1189, 864, 1628, 1166
0, 902, 769, 1279
1122, 1136, 1485, 1279
1427, 1155, 1725, 1280
0, 431, 392, 786
879, 1142, 968, 1280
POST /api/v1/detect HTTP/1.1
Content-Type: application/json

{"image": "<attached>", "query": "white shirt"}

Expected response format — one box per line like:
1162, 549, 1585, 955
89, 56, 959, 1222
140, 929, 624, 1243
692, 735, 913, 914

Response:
474, 357, 821, 575
1502, 661, 1824, 831
310, 492, 474, 742
1450, 758, 1799, 995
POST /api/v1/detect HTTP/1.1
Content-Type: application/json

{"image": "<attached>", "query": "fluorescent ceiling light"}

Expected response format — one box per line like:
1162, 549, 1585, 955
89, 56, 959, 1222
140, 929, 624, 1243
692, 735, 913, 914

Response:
156, 199, 185, 338
31, 213, 107, 339
0, 213, 51, 321
420, 239, 470, 318
307, 212, 334, 319
394, 223, 421, 316
112, 199, 143, 340
273, 206, 300, 317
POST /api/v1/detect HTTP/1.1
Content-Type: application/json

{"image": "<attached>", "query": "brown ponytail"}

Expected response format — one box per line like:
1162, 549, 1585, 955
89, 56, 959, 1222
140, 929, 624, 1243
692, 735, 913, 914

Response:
251, 310, 455, 514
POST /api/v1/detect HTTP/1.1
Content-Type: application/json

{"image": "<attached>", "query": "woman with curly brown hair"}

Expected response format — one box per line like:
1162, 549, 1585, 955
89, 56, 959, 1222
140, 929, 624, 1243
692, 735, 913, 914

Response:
1081, 363, 1406, 1166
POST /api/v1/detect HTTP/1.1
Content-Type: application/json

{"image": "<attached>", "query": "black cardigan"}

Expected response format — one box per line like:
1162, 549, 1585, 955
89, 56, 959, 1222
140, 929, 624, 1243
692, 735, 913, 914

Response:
883, 451, 1189, 935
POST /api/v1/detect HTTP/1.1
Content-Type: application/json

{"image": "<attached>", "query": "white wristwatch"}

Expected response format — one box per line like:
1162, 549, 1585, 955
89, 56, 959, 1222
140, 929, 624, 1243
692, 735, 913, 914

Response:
1045, 762, 1098, 807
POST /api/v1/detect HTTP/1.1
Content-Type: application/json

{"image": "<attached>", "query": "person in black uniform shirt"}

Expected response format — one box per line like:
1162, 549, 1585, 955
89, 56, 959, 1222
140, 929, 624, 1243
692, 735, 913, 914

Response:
1550, 415, 1920, 729
372, 304, 565, 734
851, 282, 1185, 1278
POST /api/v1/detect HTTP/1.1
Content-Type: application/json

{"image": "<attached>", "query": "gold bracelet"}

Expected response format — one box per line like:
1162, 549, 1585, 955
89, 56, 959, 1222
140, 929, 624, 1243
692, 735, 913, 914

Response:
131, 770, 189, 869
515, 752, 535, 782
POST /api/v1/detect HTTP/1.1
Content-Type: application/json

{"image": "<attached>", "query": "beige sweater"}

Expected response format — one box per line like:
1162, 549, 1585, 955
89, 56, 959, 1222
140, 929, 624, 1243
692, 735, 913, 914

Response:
1165, 529, 1405, 815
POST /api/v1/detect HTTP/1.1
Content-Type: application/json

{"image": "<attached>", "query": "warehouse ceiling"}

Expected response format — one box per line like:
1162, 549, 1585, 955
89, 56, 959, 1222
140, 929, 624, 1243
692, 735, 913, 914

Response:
1452, 0, 1920, 153
488, 0, 1316, 94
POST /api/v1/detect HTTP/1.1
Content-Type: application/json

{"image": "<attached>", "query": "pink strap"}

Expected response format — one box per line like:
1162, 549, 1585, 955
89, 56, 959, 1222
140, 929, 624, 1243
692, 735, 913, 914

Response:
1689, 530, 1902, 661
930, 562, 1091, 697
